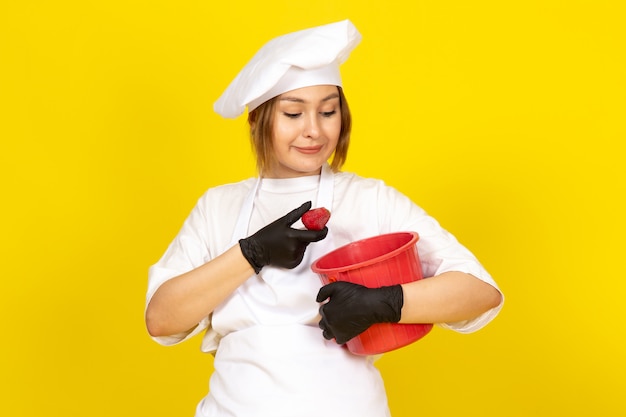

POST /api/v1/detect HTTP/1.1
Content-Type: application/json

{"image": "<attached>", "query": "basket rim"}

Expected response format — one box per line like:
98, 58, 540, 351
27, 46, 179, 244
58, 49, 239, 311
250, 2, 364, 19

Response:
311, 231, 419, 273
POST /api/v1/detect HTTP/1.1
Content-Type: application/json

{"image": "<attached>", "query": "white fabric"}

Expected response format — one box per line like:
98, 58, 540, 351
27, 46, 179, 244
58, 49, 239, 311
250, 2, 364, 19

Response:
146, 168, 504, 415
211, 164, 334, 334
196, 325, 389, 417
246, 64, 342, 113
146, 170, 504, 349
193, 165, 389, 417
213, 20, 361, 118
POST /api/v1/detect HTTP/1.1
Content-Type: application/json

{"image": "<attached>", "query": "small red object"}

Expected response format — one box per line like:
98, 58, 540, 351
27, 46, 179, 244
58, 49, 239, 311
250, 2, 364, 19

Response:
302, 207, 331, 230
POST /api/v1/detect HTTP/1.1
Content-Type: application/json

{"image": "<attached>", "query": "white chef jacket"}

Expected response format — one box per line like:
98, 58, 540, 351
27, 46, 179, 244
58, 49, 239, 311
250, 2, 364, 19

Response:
146, 165, 504, 416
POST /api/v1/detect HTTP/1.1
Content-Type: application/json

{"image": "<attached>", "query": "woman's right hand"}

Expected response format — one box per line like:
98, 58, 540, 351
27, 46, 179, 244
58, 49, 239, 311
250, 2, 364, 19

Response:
239, 201, 328, 273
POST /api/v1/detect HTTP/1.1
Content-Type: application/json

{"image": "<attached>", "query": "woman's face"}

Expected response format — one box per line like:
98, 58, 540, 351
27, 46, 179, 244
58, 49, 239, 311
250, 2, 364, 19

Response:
267, 85, 341, 178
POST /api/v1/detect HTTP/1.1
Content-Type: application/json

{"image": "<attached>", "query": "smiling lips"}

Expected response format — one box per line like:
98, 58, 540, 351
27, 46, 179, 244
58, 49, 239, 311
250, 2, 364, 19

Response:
294, 145, 323, 154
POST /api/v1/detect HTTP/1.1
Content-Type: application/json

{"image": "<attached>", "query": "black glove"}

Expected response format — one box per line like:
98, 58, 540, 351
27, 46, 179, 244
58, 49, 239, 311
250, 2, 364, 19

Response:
316, 281, 404, 344
239, 201, 328, 273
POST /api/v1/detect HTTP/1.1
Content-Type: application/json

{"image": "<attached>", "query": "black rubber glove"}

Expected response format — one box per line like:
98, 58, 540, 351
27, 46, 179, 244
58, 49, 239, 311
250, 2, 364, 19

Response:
316, 281, 404, 344
239, 201, 328, 273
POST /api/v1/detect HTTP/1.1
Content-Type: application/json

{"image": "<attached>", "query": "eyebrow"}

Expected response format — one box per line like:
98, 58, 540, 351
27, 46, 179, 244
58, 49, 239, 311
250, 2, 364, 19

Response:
279, 92, 340, 103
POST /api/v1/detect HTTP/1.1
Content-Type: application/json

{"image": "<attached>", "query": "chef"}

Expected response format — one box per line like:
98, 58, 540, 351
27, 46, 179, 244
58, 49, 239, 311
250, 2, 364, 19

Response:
145, 19, 504, 417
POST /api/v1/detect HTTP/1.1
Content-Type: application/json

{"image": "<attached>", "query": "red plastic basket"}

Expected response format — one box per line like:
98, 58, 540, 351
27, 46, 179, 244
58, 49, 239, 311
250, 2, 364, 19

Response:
311, 232, 433, 355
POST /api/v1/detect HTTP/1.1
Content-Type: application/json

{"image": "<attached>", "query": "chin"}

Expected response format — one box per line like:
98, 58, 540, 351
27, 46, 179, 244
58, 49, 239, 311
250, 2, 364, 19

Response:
298, 160, 326, 173
277, 162, 324, 177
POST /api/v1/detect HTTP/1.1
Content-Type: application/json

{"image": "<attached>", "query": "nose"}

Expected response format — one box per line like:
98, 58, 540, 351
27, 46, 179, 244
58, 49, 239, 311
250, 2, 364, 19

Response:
303, 114, 321, 139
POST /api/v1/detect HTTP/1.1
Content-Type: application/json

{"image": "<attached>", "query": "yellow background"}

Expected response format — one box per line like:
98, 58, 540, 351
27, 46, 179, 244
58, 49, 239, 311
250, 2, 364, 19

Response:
2, 1, 624, 416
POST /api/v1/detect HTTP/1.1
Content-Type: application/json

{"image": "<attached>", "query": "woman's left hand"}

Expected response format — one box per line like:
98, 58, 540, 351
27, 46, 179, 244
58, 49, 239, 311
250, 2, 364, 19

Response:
316, 282, 404, 344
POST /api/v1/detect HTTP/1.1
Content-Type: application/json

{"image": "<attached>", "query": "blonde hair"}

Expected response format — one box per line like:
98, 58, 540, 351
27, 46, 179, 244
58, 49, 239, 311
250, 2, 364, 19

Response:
247, 87, 351, 176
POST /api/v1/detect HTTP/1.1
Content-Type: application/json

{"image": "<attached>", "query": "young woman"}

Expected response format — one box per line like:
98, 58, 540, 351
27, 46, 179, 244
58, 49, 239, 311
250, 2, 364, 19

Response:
145, 20, 503, 417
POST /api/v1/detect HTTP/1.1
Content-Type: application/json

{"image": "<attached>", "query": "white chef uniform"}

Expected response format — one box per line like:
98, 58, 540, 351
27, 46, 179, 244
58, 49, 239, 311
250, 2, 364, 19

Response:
193, 164, 391, 416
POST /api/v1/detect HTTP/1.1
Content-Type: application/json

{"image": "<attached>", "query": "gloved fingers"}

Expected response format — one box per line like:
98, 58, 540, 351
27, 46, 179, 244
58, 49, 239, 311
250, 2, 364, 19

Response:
321, 315, 351, 345
322, 328, 335, 341
281, 248, 307, 269
316, 280, 361, 302
289, 226, 328, 243
282, 201, 312, 226
318, 305, 335, 341
316, 281, 339, 302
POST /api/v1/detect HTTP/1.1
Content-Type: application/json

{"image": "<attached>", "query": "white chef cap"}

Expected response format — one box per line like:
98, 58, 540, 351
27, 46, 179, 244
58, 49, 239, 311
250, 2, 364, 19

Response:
214, 20, 362, 119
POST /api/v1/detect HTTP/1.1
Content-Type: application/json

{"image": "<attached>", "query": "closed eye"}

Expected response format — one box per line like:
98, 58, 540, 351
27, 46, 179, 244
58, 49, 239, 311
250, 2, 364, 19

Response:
283, 112, 302, 119
321, 110, 337, 117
